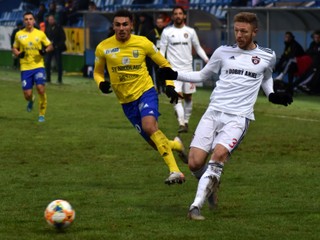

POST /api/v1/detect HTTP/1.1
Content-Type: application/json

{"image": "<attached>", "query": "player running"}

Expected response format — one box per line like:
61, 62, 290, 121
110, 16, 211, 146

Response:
160, 6, 209, 133
12, 11, 53, 122
93, 10, 187, 185
159, 12, 293, 219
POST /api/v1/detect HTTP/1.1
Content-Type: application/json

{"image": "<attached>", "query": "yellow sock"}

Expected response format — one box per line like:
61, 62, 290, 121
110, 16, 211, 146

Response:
150, 130, 181, 173
169, 139, 183, 152
39, 93, 47, 116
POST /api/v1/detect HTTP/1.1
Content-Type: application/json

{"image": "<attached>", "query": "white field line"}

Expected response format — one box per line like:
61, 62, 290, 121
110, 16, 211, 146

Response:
162, 99, 320, 123
264, 114, 320, 123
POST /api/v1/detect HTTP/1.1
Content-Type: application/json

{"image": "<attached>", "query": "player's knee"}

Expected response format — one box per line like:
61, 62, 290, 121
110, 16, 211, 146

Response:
184, 94, 192, 102
35, 83, 45, 94
212, 145, 229, 163
143, 125, 158, 136
23, 92, 32, 100
188, 151, 206, 172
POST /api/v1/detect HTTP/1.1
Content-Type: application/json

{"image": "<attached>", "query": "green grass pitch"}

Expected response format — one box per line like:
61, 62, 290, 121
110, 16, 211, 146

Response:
0, 67, 319, 239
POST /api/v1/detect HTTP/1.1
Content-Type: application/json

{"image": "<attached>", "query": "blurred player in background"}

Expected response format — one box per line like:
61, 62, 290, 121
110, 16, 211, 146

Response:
12, 11, 53, 122
146, 15, 168, 94
94, 10, 187, 185
159, 12, 293, 220
160, 6, 209, 133
10, 20, 24, 69
45, 14, 67, 84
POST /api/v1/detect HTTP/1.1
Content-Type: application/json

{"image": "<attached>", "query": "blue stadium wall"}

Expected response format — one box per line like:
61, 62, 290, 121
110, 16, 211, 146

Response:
1, 7, 320, 72
0, 9, 221, 72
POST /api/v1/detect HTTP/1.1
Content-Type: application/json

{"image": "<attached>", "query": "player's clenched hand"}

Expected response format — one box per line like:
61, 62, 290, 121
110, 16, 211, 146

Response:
268, 92, 293, 106
18, 51, 25, 58
165, 85, 183, 104
158, 67, 178, 81
99, 81, 112, 94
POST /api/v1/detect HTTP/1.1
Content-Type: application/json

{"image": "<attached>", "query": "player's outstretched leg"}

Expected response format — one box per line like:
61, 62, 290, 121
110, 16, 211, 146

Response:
150, 130, 185, 185
26, 95, 35, 112
38, 93, 47, 122
188, 161, 223, 220
170, 136, 188, 164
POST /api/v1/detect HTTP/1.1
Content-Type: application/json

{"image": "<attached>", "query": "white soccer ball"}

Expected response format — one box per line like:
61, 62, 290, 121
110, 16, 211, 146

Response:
44, 199, 75, 229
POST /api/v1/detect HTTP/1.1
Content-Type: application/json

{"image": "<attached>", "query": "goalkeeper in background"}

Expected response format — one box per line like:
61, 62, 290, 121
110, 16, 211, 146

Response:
12, 11, 53, 122
158, 12, 293, 219
93, 10, 187, 185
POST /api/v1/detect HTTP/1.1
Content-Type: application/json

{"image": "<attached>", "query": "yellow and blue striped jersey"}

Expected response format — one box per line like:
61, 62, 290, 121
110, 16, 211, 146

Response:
13, 28, 51, 71
94, 34, 173, 104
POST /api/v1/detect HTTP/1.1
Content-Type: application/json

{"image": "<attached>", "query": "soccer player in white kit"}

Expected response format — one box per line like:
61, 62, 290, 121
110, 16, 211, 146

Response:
160, 6, 209, 133
158, 12, 293, 220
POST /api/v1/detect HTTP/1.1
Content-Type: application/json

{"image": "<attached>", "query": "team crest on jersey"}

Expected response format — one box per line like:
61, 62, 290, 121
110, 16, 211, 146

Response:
184, 33, 188, 39
122, 57, 130, 65
132, 50, 139, 58
252, 56, 260, 65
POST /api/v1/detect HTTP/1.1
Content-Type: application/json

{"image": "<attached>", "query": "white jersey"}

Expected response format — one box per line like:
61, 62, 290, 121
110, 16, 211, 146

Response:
177, 44, 276, 120
160, 24, 209, 71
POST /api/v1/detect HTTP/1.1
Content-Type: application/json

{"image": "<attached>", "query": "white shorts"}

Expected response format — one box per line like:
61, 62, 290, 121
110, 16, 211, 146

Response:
190, 109, 250, 154
174, 80, 196, 94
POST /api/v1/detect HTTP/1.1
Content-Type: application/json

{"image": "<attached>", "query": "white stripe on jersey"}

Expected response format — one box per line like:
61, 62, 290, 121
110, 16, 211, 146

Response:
178, 44, 276, 120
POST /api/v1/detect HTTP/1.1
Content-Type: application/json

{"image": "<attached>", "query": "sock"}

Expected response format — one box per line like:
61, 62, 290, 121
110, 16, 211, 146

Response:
184, 100, 193, 124
169, 138, 183, 152
174, 100, 185, 126
150, 130, 180, 173
191, 164, 208, 180
191, 160, 224, 209
207, 160, 224, 181
39, 93, 47, 116
276, 72, 284, 80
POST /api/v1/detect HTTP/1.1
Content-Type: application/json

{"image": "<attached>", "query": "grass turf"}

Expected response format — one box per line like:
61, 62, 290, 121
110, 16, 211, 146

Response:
0, 67, 320, 239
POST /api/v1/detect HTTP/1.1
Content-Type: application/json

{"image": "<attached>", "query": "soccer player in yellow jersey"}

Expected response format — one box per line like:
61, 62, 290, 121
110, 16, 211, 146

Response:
94, 10, 186, 185
12, 11, 53, 122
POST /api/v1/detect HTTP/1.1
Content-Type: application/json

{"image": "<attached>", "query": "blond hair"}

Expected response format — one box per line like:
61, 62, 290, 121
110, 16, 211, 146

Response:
234, 12, 258, 29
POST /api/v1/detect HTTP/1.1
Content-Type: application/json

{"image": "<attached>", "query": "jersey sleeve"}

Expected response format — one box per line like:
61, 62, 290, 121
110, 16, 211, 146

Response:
42, 32, 52, 47
146, 38, 175, 87
12, 31, 20, 49
261, 51, 276, 96
93, 44, 106, 86
177, 47, 221, 83
191, 29, 209, 62
159, 28, 168, 57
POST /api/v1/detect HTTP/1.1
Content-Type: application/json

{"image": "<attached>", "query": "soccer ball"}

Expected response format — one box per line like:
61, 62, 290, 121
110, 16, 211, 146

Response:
44, 199, 75, 229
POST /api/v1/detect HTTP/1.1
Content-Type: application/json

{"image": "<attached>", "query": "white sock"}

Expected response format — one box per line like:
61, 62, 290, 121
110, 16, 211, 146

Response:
184, 100, 193, 124
191, 164, 208, 180
190, 160, 224, 209
276, 72, 284, 80
174, 100, 184, 126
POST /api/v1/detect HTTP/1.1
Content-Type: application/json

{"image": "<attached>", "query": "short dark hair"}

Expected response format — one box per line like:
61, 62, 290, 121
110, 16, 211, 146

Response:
172, 6, 186, 15
312, 30, 320, 37
23, 11, 35, 18
285, 31, 295, 39
234, 12, 258, 29
113, 9, 133, 22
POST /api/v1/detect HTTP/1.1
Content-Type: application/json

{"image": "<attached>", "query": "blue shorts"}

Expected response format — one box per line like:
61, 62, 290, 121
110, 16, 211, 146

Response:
122, 87, 160, 141
21, 68, 46, 90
